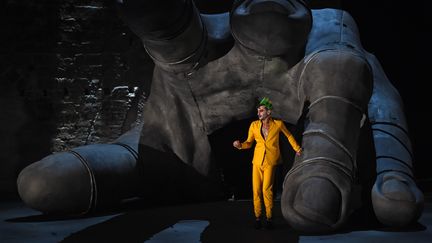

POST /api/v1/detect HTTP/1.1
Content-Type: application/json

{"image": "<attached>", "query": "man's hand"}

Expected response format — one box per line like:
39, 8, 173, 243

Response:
233, 140, 241, 149
296, 148, 302, 156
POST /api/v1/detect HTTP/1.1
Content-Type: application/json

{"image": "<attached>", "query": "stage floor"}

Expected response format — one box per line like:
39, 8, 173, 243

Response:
1, 195, 431, 243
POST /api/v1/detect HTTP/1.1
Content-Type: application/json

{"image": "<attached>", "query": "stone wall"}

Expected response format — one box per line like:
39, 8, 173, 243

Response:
1, 0, 429, 199
0, 0, 153, 199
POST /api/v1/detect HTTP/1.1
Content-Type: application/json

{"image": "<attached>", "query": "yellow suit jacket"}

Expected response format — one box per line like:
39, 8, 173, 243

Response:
240, 118, 301, 166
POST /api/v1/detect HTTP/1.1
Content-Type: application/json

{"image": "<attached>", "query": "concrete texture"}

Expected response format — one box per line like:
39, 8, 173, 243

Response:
1, 195, 431, 243
0, 0, 152, 198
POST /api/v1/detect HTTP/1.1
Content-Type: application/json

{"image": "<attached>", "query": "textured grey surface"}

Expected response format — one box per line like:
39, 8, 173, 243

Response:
14, 0, 424, 233
0, 199, 431, 243
0, 0, 152, 197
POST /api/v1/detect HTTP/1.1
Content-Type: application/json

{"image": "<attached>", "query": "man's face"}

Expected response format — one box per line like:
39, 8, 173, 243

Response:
257, 105, 271, 120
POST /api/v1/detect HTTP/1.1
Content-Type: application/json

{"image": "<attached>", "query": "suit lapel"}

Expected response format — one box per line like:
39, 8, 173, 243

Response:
267, 118, 276, 140
259, 120, 265, 141
260, 118, 276, 142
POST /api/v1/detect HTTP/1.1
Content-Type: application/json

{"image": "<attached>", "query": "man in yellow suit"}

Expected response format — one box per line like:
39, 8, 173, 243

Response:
233, 97, 302, 229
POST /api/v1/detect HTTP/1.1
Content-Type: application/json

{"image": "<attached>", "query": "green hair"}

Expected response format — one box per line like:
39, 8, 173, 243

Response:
258, 97, 273, 110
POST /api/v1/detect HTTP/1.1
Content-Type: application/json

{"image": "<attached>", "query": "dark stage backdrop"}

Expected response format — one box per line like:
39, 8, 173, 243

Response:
0, 0, 430, 199
333, 0, 430, 185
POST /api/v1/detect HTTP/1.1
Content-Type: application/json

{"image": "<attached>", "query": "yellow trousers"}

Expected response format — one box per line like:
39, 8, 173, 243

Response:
252, 162, 276, 219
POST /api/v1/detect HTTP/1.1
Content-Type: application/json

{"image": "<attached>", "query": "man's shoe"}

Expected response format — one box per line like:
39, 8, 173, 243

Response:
265, 218, 274, 230
254, 218, 262, 229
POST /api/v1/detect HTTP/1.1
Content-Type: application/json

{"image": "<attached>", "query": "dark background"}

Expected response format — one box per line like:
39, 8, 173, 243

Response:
0, 0, 430, 200
321, 0, 431, 186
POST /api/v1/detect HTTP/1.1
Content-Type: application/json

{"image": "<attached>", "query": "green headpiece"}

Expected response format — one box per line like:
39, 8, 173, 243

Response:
258, 97, 273, 110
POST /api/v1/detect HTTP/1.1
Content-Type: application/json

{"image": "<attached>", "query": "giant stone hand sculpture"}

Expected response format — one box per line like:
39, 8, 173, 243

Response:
17, 0, 423, 233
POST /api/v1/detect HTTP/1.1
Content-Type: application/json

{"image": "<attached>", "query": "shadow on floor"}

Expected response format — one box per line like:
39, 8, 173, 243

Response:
52, 201, 299, 243
4, 199, 429, 243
